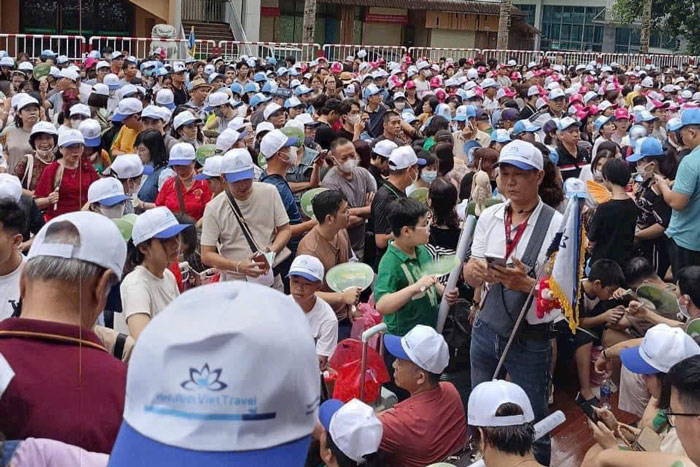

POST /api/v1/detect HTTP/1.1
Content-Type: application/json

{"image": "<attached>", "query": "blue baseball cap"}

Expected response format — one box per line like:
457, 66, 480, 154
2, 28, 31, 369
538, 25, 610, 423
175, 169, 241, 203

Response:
627, 136, 665, 162
253, 72, 267, 83
491, 129, 512, 144
243, 82, 258, 94
666, 117, 683, 132
512, 120, 541, 136
680, 108, 700, 128
230, 82, 244, 95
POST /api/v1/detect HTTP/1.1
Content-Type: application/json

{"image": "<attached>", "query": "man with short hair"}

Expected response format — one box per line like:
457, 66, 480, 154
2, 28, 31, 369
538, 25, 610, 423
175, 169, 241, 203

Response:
368, 139, 397, 187
170, 62, 189, 106
315, 98, 343, 150
379, 325, 467, 467
336, 99, 363, 142
297, 190, 359, 339
374, 110, 406, 145
465, 140, 563, 465
0, 191, 25, 320
321, 138, 376, 261
186, 78, 212, 120
468, 380, 544, 467
364, 84, 388, 138
656, 109, 700, 276
201, 149, 291, 291
120, 58, 138, 85
556, 117, 590, 180
530, 88, 566, 137
0, 212, 127, 453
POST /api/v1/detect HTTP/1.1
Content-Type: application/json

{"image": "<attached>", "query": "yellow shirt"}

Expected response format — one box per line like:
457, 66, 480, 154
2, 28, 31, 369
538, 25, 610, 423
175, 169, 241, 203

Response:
111, 126, 139, 155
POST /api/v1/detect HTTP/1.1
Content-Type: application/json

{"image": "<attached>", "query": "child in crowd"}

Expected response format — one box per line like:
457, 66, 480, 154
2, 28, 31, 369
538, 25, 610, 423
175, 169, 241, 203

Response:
588, 158, 638, 268
288, 255, 338, 369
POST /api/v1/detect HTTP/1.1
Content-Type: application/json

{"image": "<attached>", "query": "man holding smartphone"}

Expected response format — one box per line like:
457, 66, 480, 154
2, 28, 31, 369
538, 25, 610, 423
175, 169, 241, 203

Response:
464, 140, 562, 466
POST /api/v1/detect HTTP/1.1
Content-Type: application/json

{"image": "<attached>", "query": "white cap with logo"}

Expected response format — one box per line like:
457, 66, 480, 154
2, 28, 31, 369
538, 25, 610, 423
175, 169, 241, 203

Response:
373, 139, 398, 158
108, 281, 320, 466
468, 380, 535, 427
496, 140, 544, 171
621, 323, 700, 374
168, 143, 196, 166
319, 398, 383, 463
388, 146, 425, 170
260, 129, 298, 159
221, 148, 256, 182
194, 155, 224, 181
289, 255, 324, 282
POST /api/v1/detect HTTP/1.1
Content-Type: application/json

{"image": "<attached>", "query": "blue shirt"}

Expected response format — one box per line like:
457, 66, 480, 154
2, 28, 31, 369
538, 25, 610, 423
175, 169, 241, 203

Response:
261, 172, 302, 253
666, 145, 700, 251
138, 166, 166, 203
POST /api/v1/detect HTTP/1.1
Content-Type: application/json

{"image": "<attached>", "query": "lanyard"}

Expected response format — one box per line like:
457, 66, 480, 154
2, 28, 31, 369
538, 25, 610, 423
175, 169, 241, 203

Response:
504, 207, 530, 261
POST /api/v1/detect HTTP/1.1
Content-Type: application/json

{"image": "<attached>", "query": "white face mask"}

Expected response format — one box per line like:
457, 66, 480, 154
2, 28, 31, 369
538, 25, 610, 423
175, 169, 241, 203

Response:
422, 70, 432, 78
336, 157, 358, 173
678, 296, 691, 320
346, 113, 360, 125
395, 102, 406, 110
281, 147, 299, 167
99, 203, 126, 219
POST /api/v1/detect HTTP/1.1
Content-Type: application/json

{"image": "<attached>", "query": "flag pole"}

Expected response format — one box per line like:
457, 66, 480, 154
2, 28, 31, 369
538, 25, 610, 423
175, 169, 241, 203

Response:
436, 215, 477, 333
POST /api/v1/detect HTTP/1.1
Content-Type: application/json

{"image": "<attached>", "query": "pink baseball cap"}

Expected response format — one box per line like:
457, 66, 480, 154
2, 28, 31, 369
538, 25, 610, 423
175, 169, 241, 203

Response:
405, 80, 416, 90
614, 108, 631, 120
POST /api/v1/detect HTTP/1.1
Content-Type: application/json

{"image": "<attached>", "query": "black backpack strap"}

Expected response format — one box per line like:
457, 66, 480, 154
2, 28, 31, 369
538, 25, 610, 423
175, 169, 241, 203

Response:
519, 203, 555, 274
113, 333, 128, 360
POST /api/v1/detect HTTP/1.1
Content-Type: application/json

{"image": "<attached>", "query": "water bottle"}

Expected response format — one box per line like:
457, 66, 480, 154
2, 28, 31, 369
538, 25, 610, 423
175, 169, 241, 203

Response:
600, 377, 612, 410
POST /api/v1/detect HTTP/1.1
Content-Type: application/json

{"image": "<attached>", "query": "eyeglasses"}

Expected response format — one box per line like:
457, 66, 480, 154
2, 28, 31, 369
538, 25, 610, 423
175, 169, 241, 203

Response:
665, 411, 700, 428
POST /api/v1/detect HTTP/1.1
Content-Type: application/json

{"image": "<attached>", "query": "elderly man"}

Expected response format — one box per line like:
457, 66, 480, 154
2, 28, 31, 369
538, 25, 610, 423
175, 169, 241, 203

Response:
321, 137, 376, 261
379, 325, 467, 467
0, 212, 127, 453
201, 148, 291, 291
465, 140, 562, 465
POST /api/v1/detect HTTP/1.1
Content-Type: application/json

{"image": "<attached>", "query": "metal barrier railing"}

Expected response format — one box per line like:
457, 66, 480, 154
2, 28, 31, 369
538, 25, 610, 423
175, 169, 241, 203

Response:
88, 36, 217, 62
218, 41, 320, 62
408, 46, 481, 62
0, 34, 86, 61
3, 34, 699, 69
322, 44, 407, 63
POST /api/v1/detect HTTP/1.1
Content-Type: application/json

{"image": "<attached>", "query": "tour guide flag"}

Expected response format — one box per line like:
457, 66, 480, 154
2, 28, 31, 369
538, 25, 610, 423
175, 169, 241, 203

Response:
547, 196, 586, 333
188, 26, 196, 57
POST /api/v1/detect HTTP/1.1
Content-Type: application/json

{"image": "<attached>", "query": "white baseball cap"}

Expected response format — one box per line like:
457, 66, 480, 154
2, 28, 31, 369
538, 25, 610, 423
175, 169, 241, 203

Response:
87, 177, 129, 206
108, 281, 320, 466
284, 119, 304, 133
227, 117, 248, 132
388, 146, 424, 170
104, 73, 120, 90
557, 117, 580, 132
295, 113, 320, 127
92, 83, 110, 96
78, 119, 102, 147
110, 51, 123, 60
496, 140, 544, 171
31, 121, 58, 138
385, 325, 449, 374
69, 103, 91, 118
563, 178, 588, 199
155, 88, 176, 110
621, 323, 700, 374
263, 102, 284, 120
255, 121, 275, 137
28, 211, 127, 279
216, 129, 247, 152
549, 88, 565, 100
206, 91, 231, 109
583, 91, 598, 104
372, 139, 398, 158
468, 380, 535, 427
491, 128, 512, 144
194, 155, 223, 181
319, 399, 382, 463
96, 60, 110, 70
57, 129, 85, 148
260, 129, 298, 159
481, 78, 498, 89
105, 154, 144, 179
15, 94, 40, 112
131, 207, 190, 246
0, 174, 22, 203
59, 68, 79, 81
172, 61, 186, 73
221, 148, 255, 182
168, 143, 196, 166
527, 86, 540, 98
289, 255, 324, 282
141, 105, 165, 121
173, 111, 200, 130
111, 98, 143, 122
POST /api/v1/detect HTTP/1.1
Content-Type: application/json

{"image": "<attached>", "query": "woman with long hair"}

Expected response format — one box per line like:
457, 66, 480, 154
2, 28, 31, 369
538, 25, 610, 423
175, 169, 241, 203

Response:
417, 96, 439, 126
135, 129, 170, 204
170, 108, 203, 150
427, 176, 461, 254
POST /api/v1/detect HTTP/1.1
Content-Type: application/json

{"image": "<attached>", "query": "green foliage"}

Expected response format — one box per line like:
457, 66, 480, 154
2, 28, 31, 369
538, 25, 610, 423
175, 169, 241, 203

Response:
612, 0, 700, 54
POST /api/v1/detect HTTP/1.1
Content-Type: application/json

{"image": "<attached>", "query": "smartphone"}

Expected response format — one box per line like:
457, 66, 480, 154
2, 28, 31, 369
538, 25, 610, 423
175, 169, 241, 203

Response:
577, 400, 599, 423
485, 255, 507, 270
252, 251, 270, 273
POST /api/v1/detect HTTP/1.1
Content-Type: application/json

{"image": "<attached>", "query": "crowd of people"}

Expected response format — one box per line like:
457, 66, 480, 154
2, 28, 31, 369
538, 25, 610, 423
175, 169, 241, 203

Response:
0, 45, 699, 466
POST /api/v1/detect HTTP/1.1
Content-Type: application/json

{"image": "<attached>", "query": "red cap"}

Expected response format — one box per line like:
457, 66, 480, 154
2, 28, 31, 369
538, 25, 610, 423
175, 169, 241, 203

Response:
405, 80, 416, 90
614, 108, 631, 120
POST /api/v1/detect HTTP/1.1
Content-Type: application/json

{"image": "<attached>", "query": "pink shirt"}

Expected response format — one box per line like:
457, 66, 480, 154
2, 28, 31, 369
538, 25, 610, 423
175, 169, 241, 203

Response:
379, 382, 467, 467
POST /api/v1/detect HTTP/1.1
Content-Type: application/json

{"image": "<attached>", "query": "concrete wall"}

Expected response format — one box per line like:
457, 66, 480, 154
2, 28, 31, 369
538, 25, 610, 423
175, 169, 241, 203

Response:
362, 23, 403, 45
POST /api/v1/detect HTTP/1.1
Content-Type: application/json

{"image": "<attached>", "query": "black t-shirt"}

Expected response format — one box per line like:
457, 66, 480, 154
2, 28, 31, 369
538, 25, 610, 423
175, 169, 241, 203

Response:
370, 180, 405, 267
636, 181, 671, 229
337, 127, 354, 141
588, 198, 638, 267
314, 122, 337, 150
429, 225, 461, 252
18, 194, 44, 241
556, 142, 590, 180
172, 85, 189, 107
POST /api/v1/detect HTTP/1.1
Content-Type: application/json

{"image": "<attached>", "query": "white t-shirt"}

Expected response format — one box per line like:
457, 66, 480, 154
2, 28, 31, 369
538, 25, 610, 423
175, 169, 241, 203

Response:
471, 199, 562, 325
119, 265, 179, 327
305, 297, 338, 358
0, 258, 24, 320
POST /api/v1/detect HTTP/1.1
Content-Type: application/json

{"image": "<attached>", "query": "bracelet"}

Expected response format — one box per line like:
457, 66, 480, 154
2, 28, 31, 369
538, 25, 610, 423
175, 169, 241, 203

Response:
234, 261, 240, 274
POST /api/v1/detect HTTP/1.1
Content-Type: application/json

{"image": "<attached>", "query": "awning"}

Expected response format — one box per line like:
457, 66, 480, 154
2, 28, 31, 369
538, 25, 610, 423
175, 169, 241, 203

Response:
320, 0, 524, 16
514, 20, 541, 35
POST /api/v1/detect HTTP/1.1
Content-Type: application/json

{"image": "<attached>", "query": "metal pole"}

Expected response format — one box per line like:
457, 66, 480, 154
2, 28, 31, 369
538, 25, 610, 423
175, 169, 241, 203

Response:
436, 215, 477, 333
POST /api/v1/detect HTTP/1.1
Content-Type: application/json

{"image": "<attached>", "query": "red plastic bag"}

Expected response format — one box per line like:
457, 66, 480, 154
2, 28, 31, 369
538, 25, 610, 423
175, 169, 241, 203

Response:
329, 339, 390, 404
350, 298, 382, 347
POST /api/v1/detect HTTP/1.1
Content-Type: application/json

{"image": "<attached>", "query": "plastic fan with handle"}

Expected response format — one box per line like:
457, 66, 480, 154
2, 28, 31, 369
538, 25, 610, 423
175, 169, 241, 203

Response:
326, 262, 375, 317
586, 180, 612, 204
420, 255, 460, 278
300, 187, 328, 219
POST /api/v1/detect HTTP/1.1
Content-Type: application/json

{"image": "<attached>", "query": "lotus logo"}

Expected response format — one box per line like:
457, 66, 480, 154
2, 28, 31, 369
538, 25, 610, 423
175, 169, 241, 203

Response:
181, 364, 228, 391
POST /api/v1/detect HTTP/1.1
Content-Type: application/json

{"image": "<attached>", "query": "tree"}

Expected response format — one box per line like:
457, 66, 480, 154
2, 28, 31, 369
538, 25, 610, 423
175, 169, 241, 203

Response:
302, 0, 317, 58
497, 0, 512, 50
613, 0, 700, 54
639, 0, 652, 53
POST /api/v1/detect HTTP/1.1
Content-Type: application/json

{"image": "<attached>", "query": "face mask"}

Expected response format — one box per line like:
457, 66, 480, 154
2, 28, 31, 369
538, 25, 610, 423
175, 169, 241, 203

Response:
421, 170, 437, 184
592, 169, 604, 182
346, 113, 360, 125
678, 296, 691, 320
636, 161, 655, 180
422, 70, 432, 78
283, 147, 299, 167
35, 148, 54, 158
395, 102, 406, 110
99, 203, 125, 219
336, 157, 358, 173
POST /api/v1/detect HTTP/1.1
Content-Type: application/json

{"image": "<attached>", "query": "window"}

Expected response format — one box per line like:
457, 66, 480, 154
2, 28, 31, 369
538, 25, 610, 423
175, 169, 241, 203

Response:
514, 4, 537, 25
615, 26, 678, 52
540, 5, 604, 51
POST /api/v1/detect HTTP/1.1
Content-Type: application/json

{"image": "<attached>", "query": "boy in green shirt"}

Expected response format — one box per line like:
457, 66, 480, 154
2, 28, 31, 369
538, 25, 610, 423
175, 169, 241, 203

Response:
375, 197, 458, 336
